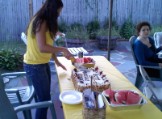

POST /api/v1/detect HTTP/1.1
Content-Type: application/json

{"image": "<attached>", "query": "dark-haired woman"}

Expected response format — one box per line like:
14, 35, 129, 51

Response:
23, 0, 73, 119
134, 21, 162, 87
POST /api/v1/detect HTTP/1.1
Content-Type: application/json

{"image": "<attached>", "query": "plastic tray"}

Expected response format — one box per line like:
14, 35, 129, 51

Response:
102, 93, 147, 111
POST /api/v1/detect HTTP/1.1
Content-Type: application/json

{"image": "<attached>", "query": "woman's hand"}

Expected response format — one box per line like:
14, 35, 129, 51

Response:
63, 48, 74, 60
55, 59, 67, 70
56, 32, 65, 37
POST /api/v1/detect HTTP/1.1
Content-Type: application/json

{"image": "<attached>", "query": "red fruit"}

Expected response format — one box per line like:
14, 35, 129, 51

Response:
84, 58, 89, 63
126, 91, 141, 105
75, 58, 84, 63
104, 89, 121, 104
87, 57, 92, 60
102, 75, 106, 78
114, 90, 128, 104
87, 57, 93, 63
99, 71, 103, 75
75, 58, 79, 63
95, 67, 99, 71
103, 89, 114, 97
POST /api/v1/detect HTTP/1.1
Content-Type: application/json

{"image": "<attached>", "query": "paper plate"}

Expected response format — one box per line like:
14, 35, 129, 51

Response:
59, 90, 82, 105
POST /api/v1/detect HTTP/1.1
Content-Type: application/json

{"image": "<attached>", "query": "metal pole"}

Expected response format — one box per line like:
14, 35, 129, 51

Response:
107, 0, 113, 61
29, 0, 33, 20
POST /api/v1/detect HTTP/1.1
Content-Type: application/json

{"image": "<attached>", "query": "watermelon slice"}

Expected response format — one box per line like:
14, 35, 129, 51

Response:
126, 91, 142, 104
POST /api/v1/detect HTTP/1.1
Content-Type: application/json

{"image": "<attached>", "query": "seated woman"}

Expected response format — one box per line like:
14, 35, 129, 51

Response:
134, 21, 162, 78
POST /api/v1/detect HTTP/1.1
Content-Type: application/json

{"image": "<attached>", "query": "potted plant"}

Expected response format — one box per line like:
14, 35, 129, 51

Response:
65, 28, 89, 47
96, 27, 120, 50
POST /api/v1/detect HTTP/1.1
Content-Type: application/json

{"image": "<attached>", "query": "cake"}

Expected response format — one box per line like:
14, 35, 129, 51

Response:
71, 67, 110, 92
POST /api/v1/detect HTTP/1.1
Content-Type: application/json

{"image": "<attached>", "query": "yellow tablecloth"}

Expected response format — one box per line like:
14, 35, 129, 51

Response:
55, 56, 162, 119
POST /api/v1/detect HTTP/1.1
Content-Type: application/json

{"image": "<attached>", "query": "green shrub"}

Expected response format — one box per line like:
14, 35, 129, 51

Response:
58, 21, 69, 32
0, 49, 23, 70
97, 27, 120, 37
70, 23, 84, 31
119, 19, 135, 39
86, 20, 100, 39
66, 28, 89, 41
103, 19, 119, 30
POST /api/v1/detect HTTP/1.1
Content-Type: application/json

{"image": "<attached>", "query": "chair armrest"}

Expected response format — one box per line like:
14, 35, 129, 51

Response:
5, 89, 23, 104
1, 72, 26, 77
1, 72, 29, 85
137, 65, 162, 69
15, 100, 56, 118
138, 65, 162, 80
5, 88, 19, 93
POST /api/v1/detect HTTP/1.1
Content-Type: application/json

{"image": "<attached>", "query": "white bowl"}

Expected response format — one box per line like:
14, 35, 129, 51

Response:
59, 90, 82, 105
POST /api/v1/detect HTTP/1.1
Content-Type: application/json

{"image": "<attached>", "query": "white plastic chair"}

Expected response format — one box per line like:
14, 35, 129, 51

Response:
154, 32, 162, 57
139, 65, 162, 110
1, 72, 37, 119
154, 32, 162, 48
0, 78, 56, 119
21, 32, 27, 45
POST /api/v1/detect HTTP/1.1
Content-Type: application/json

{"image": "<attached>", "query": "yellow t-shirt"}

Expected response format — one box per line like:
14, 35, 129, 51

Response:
23, 20, 54, 64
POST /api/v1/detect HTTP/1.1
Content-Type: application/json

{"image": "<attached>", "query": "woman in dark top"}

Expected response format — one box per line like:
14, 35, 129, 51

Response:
134, 21, 162, 66
134, 21, 162, 77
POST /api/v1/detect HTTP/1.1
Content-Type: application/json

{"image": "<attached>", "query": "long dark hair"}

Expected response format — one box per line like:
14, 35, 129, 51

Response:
31, 0, 63, 39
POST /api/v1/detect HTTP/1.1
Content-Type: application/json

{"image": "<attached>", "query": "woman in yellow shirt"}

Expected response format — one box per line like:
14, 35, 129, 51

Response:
23, 0, 73, 119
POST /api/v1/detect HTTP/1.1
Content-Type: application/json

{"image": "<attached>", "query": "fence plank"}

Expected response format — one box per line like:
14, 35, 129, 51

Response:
0, 0, 162, 41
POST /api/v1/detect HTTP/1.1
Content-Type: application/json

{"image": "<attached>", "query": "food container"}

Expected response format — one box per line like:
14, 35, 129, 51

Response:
73, 61, 95, 68
102, 90, 147, 111
82, 63, 95, 68
71, 57, 95, 68
78, 51, 84, 58
82, 89, 106, 119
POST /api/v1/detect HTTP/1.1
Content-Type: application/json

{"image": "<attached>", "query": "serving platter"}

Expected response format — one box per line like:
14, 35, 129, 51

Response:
102, 90, 147, 111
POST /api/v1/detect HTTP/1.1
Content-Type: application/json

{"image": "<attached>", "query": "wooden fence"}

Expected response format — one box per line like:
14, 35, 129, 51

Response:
0, 0, 162, 41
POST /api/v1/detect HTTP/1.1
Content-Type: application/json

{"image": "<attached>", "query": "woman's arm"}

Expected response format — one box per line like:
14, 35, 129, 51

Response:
35, 21, 72, 59
51, 54, 66, 70
134, 41, 159, 66
149, 37, 162, 53
156, 46, 162, 52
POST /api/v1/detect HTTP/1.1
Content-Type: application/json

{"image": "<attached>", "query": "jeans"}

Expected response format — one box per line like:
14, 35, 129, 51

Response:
24, 63, 51, 119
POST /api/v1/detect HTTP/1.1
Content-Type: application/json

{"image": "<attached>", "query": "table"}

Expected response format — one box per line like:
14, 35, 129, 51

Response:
55, 56, 162, 119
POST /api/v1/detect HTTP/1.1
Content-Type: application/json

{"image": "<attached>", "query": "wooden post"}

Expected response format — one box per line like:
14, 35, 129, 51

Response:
107, 0, 113, 61
29, 0, 33, 19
